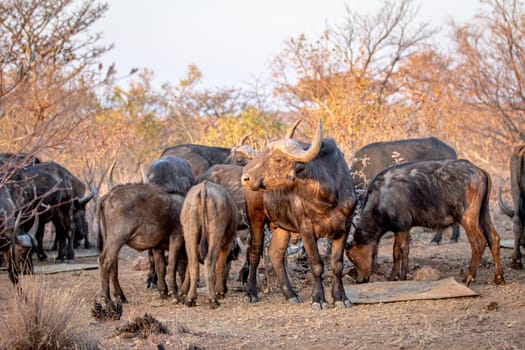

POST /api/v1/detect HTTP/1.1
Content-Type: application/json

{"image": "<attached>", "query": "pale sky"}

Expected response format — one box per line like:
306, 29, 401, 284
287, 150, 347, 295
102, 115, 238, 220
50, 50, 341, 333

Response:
94, 0, 481, 90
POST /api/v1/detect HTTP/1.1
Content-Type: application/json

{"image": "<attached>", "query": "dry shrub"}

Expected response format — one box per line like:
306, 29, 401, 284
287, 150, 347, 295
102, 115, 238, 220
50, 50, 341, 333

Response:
115, 313, 171, 338
0, 276, 98, 350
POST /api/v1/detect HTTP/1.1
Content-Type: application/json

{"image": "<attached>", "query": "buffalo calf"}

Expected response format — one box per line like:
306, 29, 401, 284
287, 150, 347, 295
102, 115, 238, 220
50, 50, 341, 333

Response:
95, 183, 185, 303
346, 159, 505, 286
179, 181, 239, 308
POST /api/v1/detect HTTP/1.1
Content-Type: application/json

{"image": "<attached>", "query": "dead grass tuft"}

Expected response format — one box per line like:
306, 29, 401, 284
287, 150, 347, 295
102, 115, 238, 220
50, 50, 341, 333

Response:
0, 275, 98, 350
115, 313, 171, 339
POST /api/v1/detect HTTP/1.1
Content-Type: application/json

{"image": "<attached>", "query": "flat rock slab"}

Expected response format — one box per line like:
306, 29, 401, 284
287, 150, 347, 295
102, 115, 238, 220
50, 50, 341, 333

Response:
34, 263, 98, 275
45, 248, 99, 259
345, 277, 478, 304
501, 240, 514, 249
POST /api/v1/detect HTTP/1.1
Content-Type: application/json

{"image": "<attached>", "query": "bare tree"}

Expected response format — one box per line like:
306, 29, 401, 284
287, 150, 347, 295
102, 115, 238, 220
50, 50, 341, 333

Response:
453, 0, 525, 143
271, 0, 436, 153
0, 0, 113, 155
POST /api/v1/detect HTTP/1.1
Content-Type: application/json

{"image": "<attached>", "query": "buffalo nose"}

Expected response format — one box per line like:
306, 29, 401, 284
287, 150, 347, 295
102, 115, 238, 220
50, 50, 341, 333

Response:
241, 174, 251, 184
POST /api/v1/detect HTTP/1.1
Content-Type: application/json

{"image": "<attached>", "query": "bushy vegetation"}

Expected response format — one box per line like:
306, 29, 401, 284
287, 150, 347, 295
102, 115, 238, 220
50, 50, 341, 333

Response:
0, 276, 98, 350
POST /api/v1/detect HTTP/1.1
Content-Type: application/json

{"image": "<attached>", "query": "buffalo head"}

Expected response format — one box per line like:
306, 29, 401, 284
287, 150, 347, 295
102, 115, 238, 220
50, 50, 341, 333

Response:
344, 237, 378, 283
241, 119, 323, 191
72, 184, 95, 245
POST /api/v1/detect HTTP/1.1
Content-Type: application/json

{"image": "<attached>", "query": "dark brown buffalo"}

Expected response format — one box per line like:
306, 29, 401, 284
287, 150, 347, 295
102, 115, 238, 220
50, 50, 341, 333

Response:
142, 155, 195, 289
241, 120, 357, 310
0, 186, 39, 284
95, 183, 185, 303
179, 180, 239, 308
7, 161, 93, 262
346, 159, 505, 286
0, 152, 40, 170
15, 161, 95, 261
160, 141, 255, 178
497, 143, 525, 268
350, 137, 459, 243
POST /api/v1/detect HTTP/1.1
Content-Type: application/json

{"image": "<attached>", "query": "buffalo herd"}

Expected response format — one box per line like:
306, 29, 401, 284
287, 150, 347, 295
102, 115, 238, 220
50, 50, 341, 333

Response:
1, 120, 522, 313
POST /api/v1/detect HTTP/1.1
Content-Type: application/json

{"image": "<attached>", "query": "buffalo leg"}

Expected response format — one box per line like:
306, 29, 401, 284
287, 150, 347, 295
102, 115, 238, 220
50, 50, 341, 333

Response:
390, 231, 410, 281
99, 245, 127, 303
204, 239, 221, 308
268, 227, 301, 303
449, 223, 461, 242
167, 234, 184, 298
301, 234, 328, 310
35, 221, 48, 261
244, 219, 265, 303
215, 246, 231, 299
330, 233, 351, 308
152, 248, 167, 298
431, 223, 461, 244
461, 215, 487, 286
480, 205, 505, 285
145, 249, 158, 288
511, 215, 523, 268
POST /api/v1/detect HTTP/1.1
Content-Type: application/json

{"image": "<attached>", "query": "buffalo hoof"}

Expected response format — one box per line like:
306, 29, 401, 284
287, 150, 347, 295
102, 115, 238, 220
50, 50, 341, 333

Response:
510, 260, 522, 269
216, 292, 226, 300
208, 299, 220, 309
311, 301, 330, 311
173, 293, 184, 304
334, 299, 352, 308
494, 274, 505, 285
37, 253, 48, 261
464, 275, 475, 286
243, 294, 258, 304
287, 296, 303, 304
185, 299, 196, 307
115, 295, 128, 304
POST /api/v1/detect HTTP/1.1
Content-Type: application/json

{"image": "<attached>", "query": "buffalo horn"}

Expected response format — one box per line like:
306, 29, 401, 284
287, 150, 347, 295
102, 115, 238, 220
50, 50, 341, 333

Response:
238, 133, 250, 146
140, 164, 149, 183
78, 184, 96, 206
497, 186, 514, 217
285, 119, 302, 139
13, 214, 38, 248
274, 119, 323, 163
108, 160, 117, 190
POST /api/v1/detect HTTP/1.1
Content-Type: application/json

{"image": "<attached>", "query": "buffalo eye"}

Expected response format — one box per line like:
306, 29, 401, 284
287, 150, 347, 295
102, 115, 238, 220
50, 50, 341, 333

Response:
294, 162, 306, 173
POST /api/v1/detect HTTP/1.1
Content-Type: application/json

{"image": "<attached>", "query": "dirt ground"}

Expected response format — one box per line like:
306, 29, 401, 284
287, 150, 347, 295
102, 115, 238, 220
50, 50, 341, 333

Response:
1, 209, 524, 350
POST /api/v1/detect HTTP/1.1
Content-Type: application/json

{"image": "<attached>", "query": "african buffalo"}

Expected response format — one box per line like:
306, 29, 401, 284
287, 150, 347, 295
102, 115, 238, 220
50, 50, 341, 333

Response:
160, 139, 255, 177
179, 180, 239, 308
142, 155, 195, 288
350, 137, 459, 243
95, 183, 185, 303
0, 186, 39, 284
6, 161, 93, 262
0, 152, 40, 170
346, 159, 505, 286
241, 119, 357, 310
497, 143, 525, 268
15, 161, 95, 261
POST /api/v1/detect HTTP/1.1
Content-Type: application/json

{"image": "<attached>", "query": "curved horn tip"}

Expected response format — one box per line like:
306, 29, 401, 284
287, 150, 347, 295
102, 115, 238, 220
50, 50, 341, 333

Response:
140, 164, 149, 183
285, 119, 302, 139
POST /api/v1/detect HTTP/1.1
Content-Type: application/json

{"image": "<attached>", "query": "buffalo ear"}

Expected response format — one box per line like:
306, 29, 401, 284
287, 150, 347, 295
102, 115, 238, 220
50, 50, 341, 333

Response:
294, 162, 306, 173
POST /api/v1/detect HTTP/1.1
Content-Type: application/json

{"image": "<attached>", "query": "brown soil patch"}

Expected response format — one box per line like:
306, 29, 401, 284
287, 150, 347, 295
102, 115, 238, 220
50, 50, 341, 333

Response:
0, 210, 524, 349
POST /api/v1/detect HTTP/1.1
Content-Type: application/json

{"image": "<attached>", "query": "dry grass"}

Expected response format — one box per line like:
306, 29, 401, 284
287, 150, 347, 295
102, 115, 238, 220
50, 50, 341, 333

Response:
0, 275, 98, 350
